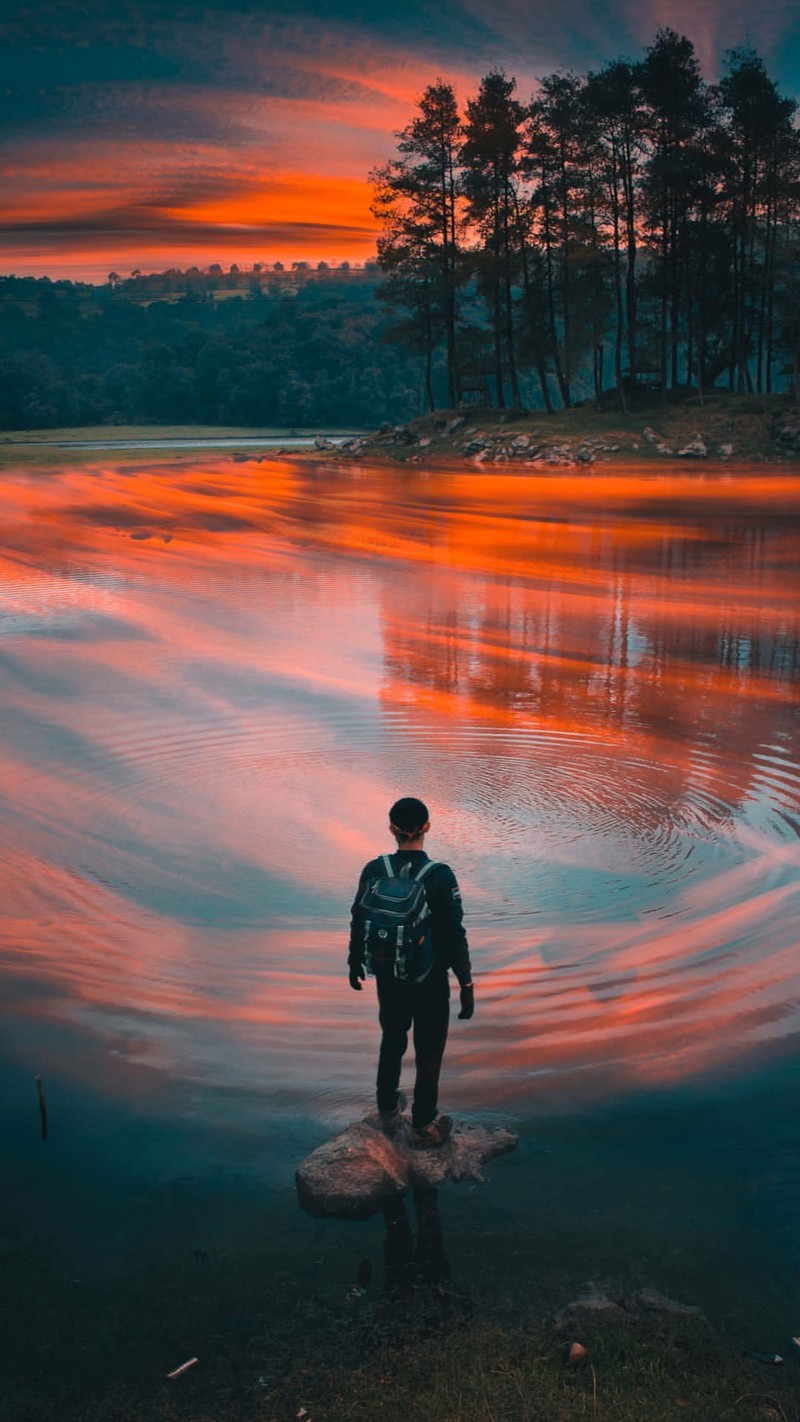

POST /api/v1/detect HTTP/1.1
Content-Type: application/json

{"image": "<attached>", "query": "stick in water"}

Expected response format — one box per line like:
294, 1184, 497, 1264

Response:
167, 1358, 198, 1380
35, 1075, 48, 1142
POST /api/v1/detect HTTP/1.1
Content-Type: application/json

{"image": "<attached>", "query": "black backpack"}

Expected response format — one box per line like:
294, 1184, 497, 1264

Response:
356, 856, 440, 982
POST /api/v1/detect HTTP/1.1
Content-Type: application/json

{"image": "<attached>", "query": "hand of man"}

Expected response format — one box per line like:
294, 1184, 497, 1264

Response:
349, 965, 365, 991
457, 983, 474, 1020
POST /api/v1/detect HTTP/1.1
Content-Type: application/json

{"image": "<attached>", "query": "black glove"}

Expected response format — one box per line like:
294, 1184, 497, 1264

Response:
457, 983, 474, 1020
349, 964, 365, 991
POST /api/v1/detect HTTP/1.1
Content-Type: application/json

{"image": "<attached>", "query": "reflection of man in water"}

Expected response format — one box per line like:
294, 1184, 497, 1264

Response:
382, 1188, 450, 1298
348, 796, 474, 1148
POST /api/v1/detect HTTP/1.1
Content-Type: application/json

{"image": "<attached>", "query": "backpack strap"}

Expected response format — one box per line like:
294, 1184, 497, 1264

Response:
381, 854, 395, 878
414, 859, 440, 883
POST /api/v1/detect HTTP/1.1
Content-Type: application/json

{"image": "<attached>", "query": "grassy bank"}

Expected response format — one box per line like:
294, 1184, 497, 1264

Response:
280, 1319, 798, 1422
0, 425, 352, 468
3, 1234, 797, 1422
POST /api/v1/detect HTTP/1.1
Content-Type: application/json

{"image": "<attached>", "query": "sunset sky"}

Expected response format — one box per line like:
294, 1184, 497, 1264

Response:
3, 0, 800, 282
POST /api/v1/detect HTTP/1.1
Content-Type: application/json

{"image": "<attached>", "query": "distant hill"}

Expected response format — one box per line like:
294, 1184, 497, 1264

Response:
0, 268, 434, 430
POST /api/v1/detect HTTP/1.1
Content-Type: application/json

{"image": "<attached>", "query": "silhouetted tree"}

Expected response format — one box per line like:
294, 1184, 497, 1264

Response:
585, 59, 646, 406
718, 47, 799, 393
639, 30, 710, 395
370, 81, 463, 407
461, 71, 525, 408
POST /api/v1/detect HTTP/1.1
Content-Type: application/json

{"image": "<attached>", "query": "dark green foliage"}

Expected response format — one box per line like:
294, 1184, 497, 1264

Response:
372, 32, 800, 414
0, 273, 429, 430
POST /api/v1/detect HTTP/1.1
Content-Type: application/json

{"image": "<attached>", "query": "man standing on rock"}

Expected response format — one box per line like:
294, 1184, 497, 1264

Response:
348, 796, 474, 1148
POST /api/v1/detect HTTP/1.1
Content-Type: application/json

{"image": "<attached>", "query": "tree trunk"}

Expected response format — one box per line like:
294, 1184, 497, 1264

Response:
502, 186, 521, 407
610, 143, 627, 414
765, 196, 779, 394
660, 195, 669, 406
425, 301, 435, 412
559, 136, 571, 407
537, 364, 554, 412
729, 220, 739, 393
514, 191, 552, 414
669, 195, 680, 390
697, 197, 708, 400
623, 136, 637, 388
542, 172, 569, 408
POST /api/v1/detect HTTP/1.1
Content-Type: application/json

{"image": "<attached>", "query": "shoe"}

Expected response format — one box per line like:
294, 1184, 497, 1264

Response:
379, 1090, 407, 1132
409, 1114, 453, 1149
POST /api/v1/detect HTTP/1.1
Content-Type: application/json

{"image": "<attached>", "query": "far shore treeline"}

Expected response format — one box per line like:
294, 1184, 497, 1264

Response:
2, 27, 800, 431
0, 267, 421, 431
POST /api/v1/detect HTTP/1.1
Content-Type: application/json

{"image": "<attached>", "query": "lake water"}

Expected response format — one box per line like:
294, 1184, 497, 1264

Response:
1, 455, 799, 1405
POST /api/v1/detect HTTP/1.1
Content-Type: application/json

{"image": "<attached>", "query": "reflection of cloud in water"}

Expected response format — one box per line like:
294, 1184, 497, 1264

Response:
0, 457, 798, 1116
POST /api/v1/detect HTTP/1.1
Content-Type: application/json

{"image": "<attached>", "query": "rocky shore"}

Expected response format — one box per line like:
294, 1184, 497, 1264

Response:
316, 396, 800, 469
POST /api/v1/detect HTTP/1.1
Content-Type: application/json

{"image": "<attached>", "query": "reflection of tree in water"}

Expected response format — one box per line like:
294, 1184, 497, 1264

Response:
378, 513, 800, 818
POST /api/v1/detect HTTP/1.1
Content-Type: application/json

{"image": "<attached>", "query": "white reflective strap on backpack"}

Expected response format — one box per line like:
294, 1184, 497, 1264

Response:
383, 856, 440, 882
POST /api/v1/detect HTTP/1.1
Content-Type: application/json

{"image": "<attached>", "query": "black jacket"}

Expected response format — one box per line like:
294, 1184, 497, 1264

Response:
348, 849, 472, 986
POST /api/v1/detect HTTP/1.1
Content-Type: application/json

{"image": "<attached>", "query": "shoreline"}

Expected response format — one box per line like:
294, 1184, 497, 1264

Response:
2, 396, 800, 469
317, 393, 800, 470
0, 424, 361, 465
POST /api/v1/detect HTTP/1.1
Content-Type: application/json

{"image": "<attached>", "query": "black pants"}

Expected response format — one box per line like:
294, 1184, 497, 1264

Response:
375, 969, 450, 1129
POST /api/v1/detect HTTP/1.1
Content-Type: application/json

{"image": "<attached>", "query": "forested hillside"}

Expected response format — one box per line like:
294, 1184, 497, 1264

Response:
0, 270, 430, 430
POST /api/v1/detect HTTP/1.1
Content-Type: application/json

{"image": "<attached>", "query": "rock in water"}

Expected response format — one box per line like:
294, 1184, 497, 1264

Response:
296, 1118, 518, 1219
295, 1123, 407, 1219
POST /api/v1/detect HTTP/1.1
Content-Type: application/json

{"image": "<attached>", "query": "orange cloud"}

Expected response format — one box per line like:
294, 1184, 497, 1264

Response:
0, 29, 484, 280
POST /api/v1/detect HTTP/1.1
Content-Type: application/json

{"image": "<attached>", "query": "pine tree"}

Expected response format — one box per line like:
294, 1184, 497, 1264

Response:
525, 73, 605, 407
461, 72, 526, 408
718, 47, 799, 393
639, 30, 709, 396
584, 60, 646, 407
370, 82, 463, 408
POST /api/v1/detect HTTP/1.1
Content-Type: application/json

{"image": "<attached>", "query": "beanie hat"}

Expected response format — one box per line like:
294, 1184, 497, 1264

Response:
389, 796, 430, 838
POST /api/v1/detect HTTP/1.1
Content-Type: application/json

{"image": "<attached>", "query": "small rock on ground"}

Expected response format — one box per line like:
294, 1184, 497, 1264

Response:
555, 1284, 706, 1332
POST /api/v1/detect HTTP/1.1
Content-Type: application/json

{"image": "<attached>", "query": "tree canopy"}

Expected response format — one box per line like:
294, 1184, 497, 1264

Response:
372, 30, 800, 412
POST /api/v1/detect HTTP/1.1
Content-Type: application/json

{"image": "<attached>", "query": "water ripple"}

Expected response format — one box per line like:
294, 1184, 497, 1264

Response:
0, 457, 798, 1112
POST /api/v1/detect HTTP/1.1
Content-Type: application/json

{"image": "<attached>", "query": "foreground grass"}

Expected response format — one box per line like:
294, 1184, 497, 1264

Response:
2, 1238, 797, 1422
288, 1321, 798, 1422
